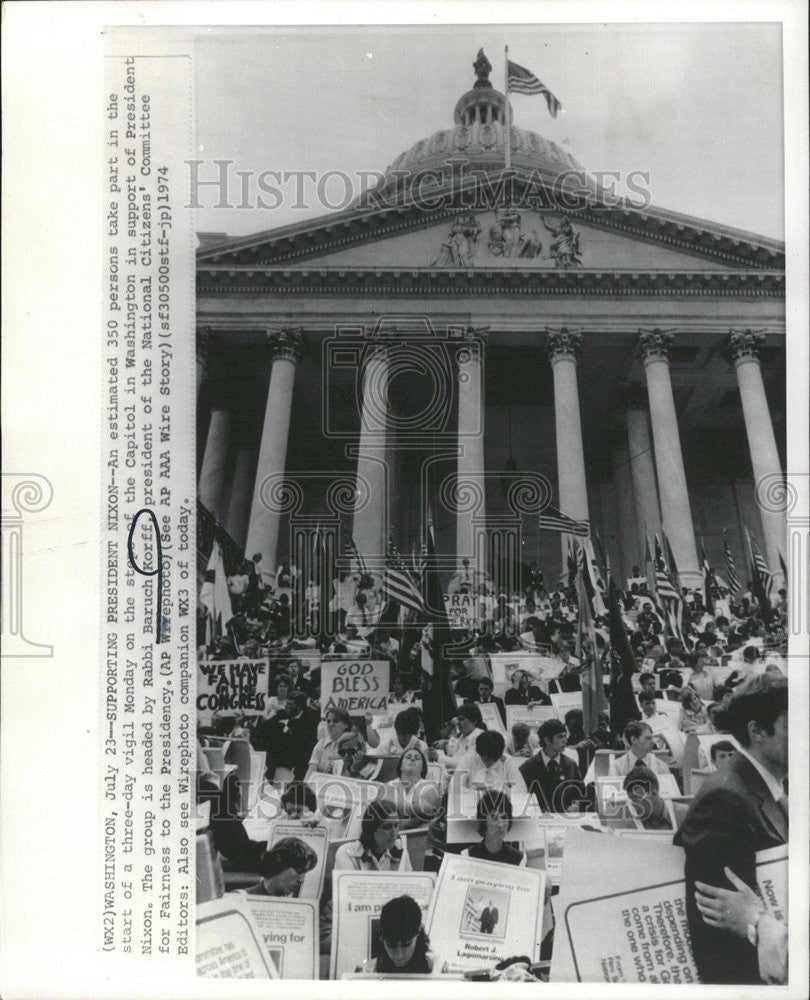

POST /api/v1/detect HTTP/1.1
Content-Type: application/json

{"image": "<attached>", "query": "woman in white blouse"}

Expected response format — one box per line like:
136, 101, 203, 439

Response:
386, 747, 441, 828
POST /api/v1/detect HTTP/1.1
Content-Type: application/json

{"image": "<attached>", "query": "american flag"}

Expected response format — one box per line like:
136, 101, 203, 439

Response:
538, 504, 590, 538
345, 534, 369, 579
746, 526, 773, 598
507, 59, 562, 117
384, 539, 426, 615
723, 529, 742, 593
654, 534, 686, 645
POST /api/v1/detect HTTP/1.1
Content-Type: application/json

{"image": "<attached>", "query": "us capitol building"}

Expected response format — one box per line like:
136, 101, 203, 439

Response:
194, 52, 786, 594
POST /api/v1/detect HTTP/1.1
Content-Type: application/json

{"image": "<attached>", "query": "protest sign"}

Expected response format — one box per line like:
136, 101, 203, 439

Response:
505, 704, 556, 733
196, 895, 278, 978
444, 592, 478, 631
527, 815, 603, 885
490, 653, 563, 697
196, 659, 270, 720
268, 822, 329, 900
551, 830, 788, 983
477, 701, 506, 735
550, 690, 584, 719
307, 772, 384, 840
320, 659, 389, 714
330, 871, 436, 979
243, 897, 318, 980
425, 854, 545, 970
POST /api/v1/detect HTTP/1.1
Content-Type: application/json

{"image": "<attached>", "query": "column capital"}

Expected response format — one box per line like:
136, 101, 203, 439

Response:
637, 328, 675, 364
723, 329, 765, 365
266, 326, 303, 362
619, 382, 648, 411
545, 327, 582, 362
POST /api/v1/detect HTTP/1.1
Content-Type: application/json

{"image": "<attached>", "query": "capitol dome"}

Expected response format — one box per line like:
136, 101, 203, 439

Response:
373, 49, 590, 203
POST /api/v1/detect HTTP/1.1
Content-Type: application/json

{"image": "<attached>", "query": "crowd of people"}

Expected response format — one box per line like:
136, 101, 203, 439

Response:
196, 552, 790, 983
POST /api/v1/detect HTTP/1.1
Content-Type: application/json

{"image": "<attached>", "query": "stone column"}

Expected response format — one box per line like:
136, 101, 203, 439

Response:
638, 330, 700, 588
352, 342, 389, 569
224, 445, 257, 549
456, 327, 488, 571
611, 445, 642, 581
724, 330, 786, 583
245, 328, 302, 572
196, 328, 212, 400
623, 384, 663, 559
197, 393, 232, 519
546, 329, 589, 566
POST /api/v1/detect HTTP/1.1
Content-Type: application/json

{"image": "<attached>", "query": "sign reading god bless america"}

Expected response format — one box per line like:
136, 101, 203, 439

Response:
321, 660, 390, 714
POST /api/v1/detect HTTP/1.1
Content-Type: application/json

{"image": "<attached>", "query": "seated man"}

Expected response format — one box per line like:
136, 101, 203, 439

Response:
623, 767, 673, 830
609, 721, 672, 777
470, 674, 506, 726
452, 730, 527, 794
519, 719, 586, 812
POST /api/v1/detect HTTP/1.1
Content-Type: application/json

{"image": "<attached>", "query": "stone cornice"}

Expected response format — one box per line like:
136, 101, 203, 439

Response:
197, 266, 785, 298
197, 177, 785, 272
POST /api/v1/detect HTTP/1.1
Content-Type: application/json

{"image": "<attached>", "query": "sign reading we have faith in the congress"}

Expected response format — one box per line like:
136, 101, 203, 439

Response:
196, 659, 270, 717
426, 854, 545, 971
320, 660, 389, 714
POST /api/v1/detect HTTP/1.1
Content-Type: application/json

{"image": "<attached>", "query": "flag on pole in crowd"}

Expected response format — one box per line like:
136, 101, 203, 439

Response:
384, 537, 427, 616
576, 542, 608, 734
345, 534, 369, 580
537, 504, 590, 537
663, 531, 682, 596
608, 576, 641, 738
700, 540, 716, 616
779, 551, 789, 591
566, 537, 578, 590
654, 535, 686, 646
200, 540, 234, 647
745, 525, 773, 623
506, 56, 562, 117
723, 528, 742, 594
420, 505, 458, 741
581, 536, 608, 616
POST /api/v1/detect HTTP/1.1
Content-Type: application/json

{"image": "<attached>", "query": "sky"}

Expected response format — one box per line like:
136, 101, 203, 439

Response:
192, 22, 785, 240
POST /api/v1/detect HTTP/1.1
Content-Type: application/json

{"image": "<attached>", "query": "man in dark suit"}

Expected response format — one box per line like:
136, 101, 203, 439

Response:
470, 675, 506, 726
519, 719, 585, 812
674, 674, 788, 984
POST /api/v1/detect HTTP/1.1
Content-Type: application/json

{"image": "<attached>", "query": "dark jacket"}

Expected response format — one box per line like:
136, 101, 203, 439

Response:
519, 751, 584, 812
673, 751, 787, 984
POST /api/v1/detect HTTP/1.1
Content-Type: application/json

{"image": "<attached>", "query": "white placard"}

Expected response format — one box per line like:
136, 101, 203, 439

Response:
268, 822, 329, 900
477, 701, 506, 735
320, 659, 390, 714
425, 854, 545, 970
330, 870, 436, 979
243, 896, 318, 980
196, 659, 270, 720
196, 895, 279, 979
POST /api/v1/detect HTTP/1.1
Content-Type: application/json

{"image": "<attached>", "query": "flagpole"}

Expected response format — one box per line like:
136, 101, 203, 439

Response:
504, 46, 511, 173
